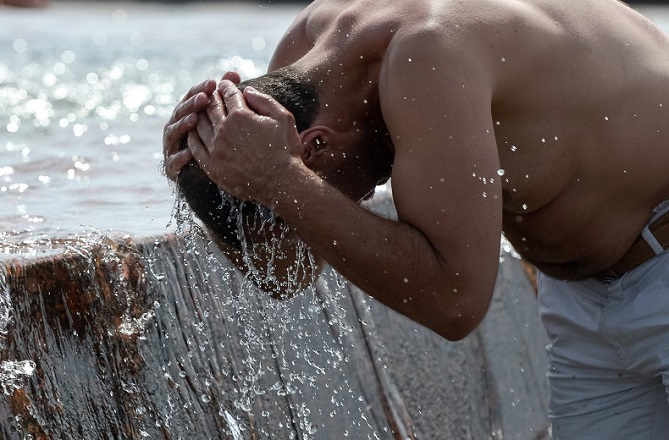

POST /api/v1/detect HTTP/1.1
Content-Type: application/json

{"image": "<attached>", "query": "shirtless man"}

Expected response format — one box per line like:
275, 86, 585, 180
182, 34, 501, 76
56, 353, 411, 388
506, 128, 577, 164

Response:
163, 0, 669, 436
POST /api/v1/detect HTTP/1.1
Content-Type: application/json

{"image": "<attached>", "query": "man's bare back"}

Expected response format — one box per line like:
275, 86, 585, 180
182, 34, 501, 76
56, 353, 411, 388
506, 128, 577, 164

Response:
280, 0, 669, 281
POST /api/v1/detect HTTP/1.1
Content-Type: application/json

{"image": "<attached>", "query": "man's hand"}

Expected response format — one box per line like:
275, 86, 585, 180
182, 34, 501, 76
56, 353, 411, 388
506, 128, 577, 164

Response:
188, 80, 304, 208
163, 72, 242, 181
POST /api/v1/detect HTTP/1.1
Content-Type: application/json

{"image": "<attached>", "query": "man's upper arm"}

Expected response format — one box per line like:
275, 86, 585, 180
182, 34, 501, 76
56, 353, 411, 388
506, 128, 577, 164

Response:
381, 30, 503, 301
268, 9, 314, 71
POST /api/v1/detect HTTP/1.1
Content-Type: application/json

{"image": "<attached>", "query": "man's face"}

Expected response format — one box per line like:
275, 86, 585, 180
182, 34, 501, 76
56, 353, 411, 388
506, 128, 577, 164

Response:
307, 140, 386, 203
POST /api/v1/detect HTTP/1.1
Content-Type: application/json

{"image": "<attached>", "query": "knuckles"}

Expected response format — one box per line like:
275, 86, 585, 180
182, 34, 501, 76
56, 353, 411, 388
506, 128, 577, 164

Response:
163, 121, 182, 147
280, 111, 296, 127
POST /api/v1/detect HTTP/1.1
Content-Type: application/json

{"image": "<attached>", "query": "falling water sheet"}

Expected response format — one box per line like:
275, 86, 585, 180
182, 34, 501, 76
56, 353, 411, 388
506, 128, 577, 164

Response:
0, 193, 550, 439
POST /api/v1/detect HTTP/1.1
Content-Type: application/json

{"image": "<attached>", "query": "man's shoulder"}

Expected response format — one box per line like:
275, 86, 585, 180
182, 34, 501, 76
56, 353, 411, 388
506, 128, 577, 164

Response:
386, 0, 540, 58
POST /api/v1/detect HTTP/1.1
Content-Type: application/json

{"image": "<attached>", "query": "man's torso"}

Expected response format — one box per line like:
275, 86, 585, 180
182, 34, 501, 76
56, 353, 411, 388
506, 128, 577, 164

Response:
277, 0, 669, 279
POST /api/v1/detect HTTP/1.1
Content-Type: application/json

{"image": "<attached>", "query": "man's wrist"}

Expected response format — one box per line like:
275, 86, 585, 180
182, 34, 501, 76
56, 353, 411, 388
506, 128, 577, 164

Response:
267, 158, 319, 219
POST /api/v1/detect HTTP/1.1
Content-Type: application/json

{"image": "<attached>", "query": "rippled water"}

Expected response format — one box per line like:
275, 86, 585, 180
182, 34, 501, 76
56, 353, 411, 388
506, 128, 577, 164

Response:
0, 1, 303, 255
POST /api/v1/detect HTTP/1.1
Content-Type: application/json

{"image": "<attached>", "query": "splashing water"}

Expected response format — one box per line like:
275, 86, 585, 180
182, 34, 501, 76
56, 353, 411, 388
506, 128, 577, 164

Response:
0, 360, 36, 396
2, 3, 353, 428
0, 271, 10, 350
169, 187, 365, 438
223, 410, 244, 440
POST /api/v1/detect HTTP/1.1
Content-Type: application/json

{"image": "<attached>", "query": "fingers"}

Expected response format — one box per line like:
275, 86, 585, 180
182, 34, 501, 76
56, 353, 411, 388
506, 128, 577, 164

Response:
219, 80, 249, 114
244, 86, 294, 125
164, 112, 198, 158
222, 71, 241, 84
187, 130, 213, 178
164, 149, 193, 181
206, 88, 227, 122
197, 110, 216, 148
171, 79, 215, 122
164, 80, 215, 158
191, 90, 226, 150
163, 79, 220, 182
184, 79, 217, 102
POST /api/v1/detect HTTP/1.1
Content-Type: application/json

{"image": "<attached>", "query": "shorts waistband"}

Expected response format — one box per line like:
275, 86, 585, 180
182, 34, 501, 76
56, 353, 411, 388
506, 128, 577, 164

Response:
597, 205, 669, 279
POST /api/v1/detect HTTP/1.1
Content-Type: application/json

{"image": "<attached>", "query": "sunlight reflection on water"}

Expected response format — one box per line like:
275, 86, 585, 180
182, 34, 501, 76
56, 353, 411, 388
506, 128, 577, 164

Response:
1, 2, 303, 252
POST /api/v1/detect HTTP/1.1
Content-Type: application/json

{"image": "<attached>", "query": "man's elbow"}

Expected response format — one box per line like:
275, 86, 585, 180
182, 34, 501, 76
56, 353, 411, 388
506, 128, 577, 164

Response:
428, 288, 493, 342
435, 314, 482, 342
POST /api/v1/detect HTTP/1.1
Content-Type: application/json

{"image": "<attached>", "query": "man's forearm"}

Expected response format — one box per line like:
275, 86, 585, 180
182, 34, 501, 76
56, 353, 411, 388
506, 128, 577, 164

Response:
270, 165, 494, 341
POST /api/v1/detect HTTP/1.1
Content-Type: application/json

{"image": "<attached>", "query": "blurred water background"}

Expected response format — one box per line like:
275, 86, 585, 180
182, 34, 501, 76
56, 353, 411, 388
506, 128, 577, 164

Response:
0, 1, 303, 256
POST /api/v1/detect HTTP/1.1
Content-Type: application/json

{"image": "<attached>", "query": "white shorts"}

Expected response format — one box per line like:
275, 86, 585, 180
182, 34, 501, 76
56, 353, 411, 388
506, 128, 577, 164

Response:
538, 251, 669, 439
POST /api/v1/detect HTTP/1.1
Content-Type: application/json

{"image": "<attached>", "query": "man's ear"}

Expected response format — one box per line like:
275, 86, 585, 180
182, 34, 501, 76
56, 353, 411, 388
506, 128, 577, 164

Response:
299, 126, 338, 166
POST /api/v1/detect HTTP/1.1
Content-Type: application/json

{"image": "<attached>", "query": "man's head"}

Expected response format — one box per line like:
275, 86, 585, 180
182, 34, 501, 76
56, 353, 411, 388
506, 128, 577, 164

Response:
238, 66, 393, 202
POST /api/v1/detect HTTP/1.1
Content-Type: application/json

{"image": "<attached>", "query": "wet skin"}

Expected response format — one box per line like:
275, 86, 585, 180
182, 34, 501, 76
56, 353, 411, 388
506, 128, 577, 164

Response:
165, 0, 669, 340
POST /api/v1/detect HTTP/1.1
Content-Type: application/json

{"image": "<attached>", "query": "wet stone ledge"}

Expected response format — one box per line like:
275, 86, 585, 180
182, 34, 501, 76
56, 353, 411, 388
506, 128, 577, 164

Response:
0, 224, 550, 439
